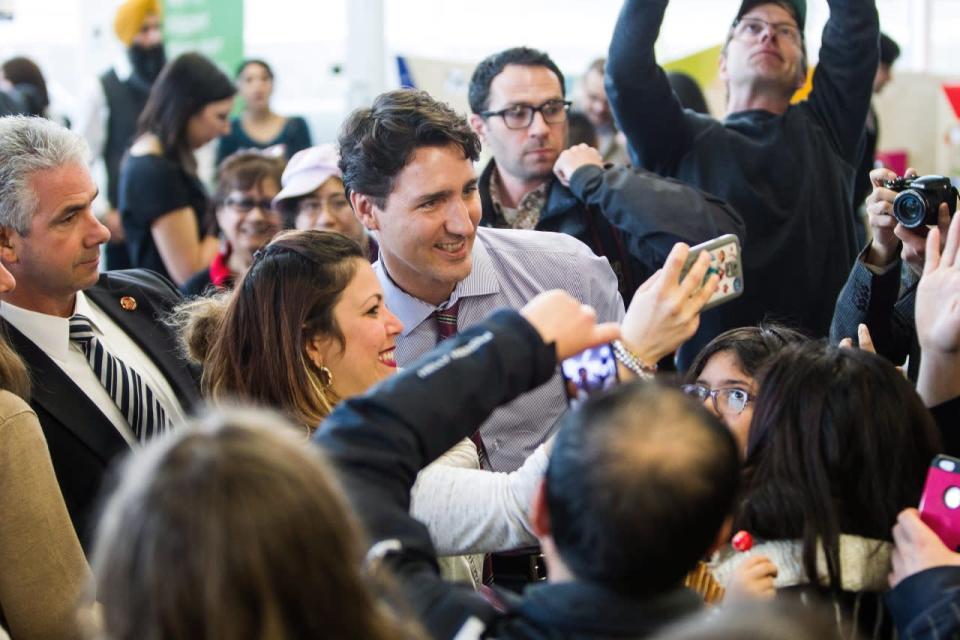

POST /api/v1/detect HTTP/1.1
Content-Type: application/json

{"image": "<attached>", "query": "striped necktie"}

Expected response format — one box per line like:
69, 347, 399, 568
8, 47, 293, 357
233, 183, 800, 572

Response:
68, 314, 170, 442
432, 301, 491, 470
433, 300, 496, 587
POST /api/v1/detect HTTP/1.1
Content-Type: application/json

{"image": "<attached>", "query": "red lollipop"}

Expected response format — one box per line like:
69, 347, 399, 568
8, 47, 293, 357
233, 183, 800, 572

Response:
731, 530, 753, 552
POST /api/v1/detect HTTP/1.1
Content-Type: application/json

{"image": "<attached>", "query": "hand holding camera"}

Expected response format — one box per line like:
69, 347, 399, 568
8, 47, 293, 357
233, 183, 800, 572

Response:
866, 168, 955, 275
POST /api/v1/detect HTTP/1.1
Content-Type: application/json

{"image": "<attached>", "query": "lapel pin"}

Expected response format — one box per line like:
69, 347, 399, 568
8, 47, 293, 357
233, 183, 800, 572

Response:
120, 296, 138, 312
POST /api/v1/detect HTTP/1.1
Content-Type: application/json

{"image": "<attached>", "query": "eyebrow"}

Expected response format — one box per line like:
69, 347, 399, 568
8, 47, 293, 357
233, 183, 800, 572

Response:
696, 377, 751, 387
413, 189, 452, 207
57, 188, 99, 218
361, 293, 383, 307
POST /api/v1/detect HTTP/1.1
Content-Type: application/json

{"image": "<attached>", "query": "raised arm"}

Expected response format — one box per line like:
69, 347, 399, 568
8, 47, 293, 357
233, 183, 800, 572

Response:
804, 0, 879, 163
316, 294, 618, 637
605, 0, 693, 172
559, 148, 745, 272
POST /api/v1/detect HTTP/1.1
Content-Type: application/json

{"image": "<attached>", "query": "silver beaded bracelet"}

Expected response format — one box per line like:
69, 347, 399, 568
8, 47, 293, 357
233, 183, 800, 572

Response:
612, 340, 657, 380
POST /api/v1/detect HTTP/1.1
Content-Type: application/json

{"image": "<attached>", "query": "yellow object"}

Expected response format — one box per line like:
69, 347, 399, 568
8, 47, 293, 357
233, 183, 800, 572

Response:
113, 0, 162, 47
663, 44, 723, 90
791, 65, 815, 104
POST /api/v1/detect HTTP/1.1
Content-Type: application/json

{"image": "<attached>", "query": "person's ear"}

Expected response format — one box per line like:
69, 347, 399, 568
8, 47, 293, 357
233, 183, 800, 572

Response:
304, 334, 332, 370
718, 52, 729, 83
0, 226, 20, 265
530, 479, 552, 538
350, 192, 380, 232
468, 113, 489, 144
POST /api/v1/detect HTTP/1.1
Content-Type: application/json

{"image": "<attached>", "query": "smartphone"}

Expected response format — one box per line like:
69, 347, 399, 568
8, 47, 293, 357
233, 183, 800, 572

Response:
560, 343, 619, 409
678, 234, 744, 311
919, 454, 960, 553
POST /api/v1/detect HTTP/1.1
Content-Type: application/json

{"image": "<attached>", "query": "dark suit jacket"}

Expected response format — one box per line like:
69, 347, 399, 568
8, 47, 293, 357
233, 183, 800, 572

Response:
2, 269, 201, 550
830, 250, 919, 380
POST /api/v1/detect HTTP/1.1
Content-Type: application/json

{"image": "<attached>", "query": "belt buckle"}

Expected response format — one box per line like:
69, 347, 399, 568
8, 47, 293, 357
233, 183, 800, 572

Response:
529, 553, 547, 581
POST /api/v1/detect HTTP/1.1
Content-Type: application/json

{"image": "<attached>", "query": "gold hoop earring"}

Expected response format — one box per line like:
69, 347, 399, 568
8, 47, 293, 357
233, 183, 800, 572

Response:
318, 366, 334, 388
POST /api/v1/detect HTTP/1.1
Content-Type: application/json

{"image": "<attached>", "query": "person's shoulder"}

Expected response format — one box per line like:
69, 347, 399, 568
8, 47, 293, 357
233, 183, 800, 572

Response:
286, 115, 308, 130
97, 268, 182, 299
478, 226, 595, 259
0, 390, 35, 426
478, 227, 608, 279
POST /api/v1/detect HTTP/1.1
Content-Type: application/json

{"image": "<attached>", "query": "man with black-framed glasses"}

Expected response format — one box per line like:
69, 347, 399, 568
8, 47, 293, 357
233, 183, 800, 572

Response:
607, 0, 879, 369
468, 46, 744, 306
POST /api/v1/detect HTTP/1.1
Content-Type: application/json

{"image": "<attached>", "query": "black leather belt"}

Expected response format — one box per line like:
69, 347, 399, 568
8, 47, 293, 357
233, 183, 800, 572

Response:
491, 551, 547, 584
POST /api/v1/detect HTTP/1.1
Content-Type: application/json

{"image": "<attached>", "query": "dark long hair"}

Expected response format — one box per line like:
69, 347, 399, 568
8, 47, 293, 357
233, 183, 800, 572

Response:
2, 56, 49, 116
736, 342, 940, 591
137, 52, 235, 172
172, 230, 364, 430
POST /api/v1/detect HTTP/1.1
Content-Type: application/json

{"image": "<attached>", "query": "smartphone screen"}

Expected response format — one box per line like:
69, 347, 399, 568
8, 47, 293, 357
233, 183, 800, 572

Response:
919, 454, 960, 553
560, 343, 619, 409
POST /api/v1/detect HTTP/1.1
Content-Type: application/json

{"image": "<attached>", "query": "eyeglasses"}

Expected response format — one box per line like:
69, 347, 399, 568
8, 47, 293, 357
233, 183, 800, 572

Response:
223, 197, 277, 214
732, 17, 802, 45
297, 197, 351, 216
481, 99, 572, 130
681, 384, 753, 416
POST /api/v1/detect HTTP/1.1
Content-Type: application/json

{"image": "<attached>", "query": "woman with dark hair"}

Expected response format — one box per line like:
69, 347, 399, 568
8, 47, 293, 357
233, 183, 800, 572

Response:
173, 231, 717, 587
710, 343, 942, 639
682, 323, 807, 453
0, 259, 91, 639
118, 52, 235, 286
92, 408, 423, 640
1, 56, 49, 118
173, 230, 545, 586
181, 150, 285, 296
215, 59, 312, 165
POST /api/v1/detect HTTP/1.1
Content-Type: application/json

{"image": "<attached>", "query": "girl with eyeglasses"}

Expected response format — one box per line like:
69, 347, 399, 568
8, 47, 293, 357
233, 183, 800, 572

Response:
683, 324, 807, 454
181, 151, 285, 296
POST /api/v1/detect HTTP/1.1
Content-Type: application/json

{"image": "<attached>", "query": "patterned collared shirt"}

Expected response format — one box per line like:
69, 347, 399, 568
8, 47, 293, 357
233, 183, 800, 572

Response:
489, 172, 549, 230
375, 226, 624, 471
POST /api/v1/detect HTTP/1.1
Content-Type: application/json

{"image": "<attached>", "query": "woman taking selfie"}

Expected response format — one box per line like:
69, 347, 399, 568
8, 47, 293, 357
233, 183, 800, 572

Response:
175, 230, 717, 577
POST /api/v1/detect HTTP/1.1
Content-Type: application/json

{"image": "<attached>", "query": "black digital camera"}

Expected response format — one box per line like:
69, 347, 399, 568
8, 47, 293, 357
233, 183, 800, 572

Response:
883, 175, 958, 229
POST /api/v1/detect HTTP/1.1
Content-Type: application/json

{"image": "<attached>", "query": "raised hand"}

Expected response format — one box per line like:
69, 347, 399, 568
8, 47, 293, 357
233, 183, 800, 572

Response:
916, 213, 960, 354
889, 508, 960, 588
553, 143, 605, 187
619, 242, 719, 366
520, 290, 621, 361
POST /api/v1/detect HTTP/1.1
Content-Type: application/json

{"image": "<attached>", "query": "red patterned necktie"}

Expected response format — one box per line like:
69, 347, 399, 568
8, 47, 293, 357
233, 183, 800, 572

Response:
432, 301, 491, 470
432, 300, 495, 587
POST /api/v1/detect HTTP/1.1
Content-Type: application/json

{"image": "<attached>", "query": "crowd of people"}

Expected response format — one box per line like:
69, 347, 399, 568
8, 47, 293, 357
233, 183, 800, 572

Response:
0, 0, 958, 638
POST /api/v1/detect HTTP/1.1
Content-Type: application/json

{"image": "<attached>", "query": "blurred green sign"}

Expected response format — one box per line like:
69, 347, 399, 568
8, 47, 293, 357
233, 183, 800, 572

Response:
163, 0, 243, 74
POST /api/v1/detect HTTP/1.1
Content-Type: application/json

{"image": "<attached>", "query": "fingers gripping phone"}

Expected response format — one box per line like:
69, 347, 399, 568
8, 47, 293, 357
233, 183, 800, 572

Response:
919, 454, 960, 553
561, 343, 619, 409
678, 234, 744, 311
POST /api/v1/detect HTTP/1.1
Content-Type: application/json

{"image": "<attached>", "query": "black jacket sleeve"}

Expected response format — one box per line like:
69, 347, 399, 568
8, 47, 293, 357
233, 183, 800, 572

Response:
930, 396, 960, 458
605, 0, 693, 173
315, 310, 557, 639
802, 0, 880, 163
885, 566, 960, 639
830, 254, 916, 371
568, 164, 746, 271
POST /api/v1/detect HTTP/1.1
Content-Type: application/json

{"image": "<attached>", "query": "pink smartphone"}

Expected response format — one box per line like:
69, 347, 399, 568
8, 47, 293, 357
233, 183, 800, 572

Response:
919, 454, 960, 553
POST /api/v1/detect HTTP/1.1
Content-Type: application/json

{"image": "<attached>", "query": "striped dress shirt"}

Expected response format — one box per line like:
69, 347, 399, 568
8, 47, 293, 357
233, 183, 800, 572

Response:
376, 226, 625, 471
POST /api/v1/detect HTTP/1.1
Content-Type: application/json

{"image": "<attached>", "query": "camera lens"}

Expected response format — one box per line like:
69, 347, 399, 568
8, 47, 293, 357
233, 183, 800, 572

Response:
893, 190, 929, 229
